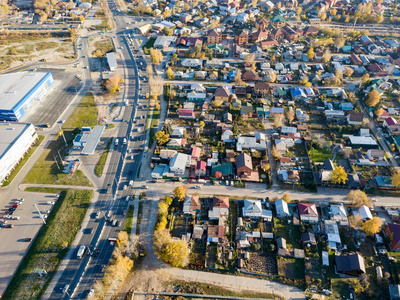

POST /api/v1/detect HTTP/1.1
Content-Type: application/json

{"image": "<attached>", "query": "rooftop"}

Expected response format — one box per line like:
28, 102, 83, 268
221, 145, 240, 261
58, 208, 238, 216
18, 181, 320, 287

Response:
0, 122, 33, 159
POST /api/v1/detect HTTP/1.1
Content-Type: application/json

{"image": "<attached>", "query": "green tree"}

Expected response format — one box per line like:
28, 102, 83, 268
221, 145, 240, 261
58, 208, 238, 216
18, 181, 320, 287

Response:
155, 130, 169, 145
173, 185, 186, 201
331, 165, 347, 185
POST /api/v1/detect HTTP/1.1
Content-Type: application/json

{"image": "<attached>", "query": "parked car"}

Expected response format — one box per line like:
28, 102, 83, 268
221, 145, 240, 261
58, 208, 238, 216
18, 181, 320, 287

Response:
17, 198, 25, 202
11, 216, 20, 220
41, 210, 50, 214
12, 204, 19, 208
47, 201, 55, 205
24, 238, 32, 242
95, 211, 101, 219
9, 207, 16, 211
0, 219, 7, 223
62, 284, 69, 294
141, 185, 149, 189
123, 185, 127, 190
194, 185, 202, 189
5, 224, 13, 228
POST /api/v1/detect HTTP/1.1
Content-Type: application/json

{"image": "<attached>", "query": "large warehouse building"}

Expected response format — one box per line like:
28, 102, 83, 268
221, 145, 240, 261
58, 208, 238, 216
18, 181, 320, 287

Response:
0, 71, 54, 121
0, 122, 37, 185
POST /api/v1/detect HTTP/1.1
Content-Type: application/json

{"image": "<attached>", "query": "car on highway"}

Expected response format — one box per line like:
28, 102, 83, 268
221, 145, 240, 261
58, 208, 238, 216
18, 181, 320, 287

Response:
47, 201, 55, 205
62, 284, 69, 294
141, 185, 149, 189
24, 238, 32, 242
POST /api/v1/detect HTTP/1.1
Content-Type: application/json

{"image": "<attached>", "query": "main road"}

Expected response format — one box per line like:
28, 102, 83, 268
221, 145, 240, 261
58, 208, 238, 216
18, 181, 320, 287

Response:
44, 3, 151, 299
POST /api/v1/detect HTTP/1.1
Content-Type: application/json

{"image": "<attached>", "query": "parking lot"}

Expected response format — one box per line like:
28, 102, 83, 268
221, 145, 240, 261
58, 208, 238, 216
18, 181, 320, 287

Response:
19, 68, 81, 127
0, 191, 59, 294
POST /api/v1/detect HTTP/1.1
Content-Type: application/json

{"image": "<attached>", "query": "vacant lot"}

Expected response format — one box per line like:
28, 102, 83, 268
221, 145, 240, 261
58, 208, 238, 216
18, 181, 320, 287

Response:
3, 189, 93, 300
92, 37, 114, 57
309, 147, 333, 162
23, 93, 97, 186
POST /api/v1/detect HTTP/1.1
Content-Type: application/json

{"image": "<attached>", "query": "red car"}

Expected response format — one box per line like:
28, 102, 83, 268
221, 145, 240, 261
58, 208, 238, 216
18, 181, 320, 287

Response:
12, 204, 19, 208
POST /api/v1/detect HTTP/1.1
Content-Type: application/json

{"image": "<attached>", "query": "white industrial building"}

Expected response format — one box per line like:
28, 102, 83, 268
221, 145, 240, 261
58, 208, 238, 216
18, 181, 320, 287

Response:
0, 122, 37, 184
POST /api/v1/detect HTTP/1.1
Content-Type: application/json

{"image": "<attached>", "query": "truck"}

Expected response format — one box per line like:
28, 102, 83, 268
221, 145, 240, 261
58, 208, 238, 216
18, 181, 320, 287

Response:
77, 245, 86, 259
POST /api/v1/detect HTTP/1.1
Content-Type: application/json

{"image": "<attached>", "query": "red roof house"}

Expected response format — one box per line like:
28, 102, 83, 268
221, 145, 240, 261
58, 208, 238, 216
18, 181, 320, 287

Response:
297, 203, 319, 223
385, 223, 400, 251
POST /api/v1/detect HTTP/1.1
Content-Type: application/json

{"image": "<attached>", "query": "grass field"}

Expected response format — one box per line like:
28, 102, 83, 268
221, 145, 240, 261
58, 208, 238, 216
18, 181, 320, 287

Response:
149, 105, 160, 146
95, 139, 112, 177
92, 38, 114, 57
24, 187, 69, 193
23, 93, 97, 186
122, 205, 135, 234
2, 135, 44, 187
309, 147, 333, 162
3, 189, 93, 300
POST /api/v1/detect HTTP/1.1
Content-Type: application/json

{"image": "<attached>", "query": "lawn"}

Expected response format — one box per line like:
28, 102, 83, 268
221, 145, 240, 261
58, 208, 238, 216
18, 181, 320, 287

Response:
309, 147, 333, 162
149, 105, 160, 146
24, 187, 68, 194
2, 135, 44, 186
274, 219, 293, 249
23, 93, 97, 186
278, 257, 305, 279
3, 189, 93, 300
95, 138, 112, 177
142, 38, 155, 54
92, 37, 114, 57
122, 205, 134, 235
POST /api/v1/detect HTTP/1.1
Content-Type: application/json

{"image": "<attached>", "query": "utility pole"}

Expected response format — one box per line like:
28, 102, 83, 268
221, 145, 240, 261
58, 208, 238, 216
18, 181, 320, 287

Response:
53, 155, 61, 170
58, 124, 67, 147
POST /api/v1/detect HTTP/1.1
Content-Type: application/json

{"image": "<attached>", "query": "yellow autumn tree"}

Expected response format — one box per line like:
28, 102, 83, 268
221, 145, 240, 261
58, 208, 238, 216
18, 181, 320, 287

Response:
362, 217, 382, 236
331, 165, 347, 185
173, 185, 186, 201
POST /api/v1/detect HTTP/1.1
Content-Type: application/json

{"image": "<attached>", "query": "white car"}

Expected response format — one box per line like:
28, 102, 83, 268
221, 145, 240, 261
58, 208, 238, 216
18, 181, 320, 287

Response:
372, 198, 378, 202
95, 211, 101, 219
123, 185, 127, 190
47, 201, 55, 205
88, 289, 94, 297
0, 219, 7, 223
17, 198, 25, 202
126, 195, 130, 201
11, 216, 20, 220
54, 194, 60, 198
3, 215, 11, 220
194, 185, 202, 189
41, 210, 50, 214
42, 215, 48, 219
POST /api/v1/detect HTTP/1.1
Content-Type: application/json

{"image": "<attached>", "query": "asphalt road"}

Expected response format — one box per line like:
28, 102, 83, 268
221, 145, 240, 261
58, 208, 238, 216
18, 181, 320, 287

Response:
45, 4, 150, 299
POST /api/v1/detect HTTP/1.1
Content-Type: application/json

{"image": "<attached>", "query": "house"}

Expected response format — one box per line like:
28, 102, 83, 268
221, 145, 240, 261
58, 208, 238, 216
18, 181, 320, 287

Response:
260, 38, 279, 49
297, 203, 319, 223
181, 59, 203, 68
366, 149, 385, 161
211, 162, 233, 178
360, 35, 373, 46
178, 109, 195, 119
254, 82, 269, 96
389, 52, 400, 65
256, 17, 269, 31
223, 112, 233, 124
221, 129, 234, 143
270, 15, 286, 28
195, 160, 207, 176
325, 220, 341, 250
252, 30, 269, 43
191, 146, 201, 160
389, 284, 400, 300
275, 199, 290, 218
207, 225, 224, 243
167, 138, 186, 149
330, 204, 348, 224
214, 87, 230, 102
170, 153, 191, 175
335, 253, 366, 276
274, 138, 294, 154
159, 149, 177, 160
302, 231, 317, 246
208, 196, 229, 220
384, 117, 397, 128
183, 195, 201, 215
171, 126, 185, 138
385, 223, 400, 251
355, 205, 373, 221
350, 53, 363, 66
209, 71, 219, 81
236, 152, 252, 177
348, 136, 378, 149
207, 29, 222, 44
236, 136, 267, 152
347, 111, 364, 125
250, 45, 263, 59
234, 30, 248, 45
240, 102, 253, 117
242, 199, 272, 221
303, 25, 318, 36
242, 69, 260, 81
296, 108, 308, 121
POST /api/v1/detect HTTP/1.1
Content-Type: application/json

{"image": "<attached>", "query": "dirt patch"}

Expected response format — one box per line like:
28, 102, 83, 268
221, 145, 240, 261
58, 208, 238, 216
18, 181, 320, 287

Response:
248, 253, 278, 274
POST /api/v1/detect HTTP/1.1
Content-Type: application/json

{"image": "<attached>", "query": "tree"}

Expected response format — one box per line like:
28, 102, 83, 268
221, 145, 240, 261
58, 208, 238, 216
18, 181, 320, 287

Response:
361, 73, 370, 86
307, 47, 315, 61
166, 67, 175, 80
149, 48, 163, 64
330, 8, 337, 16
155, 130, 169, 145
161, 239, 189, 267
171, 54, 178, 66
347, 190, 372, 208
296, 7, 302, 16
173, 185, 186, 201
348, 214, 363, 229
331, 165, 347, 185
366, 89, 380, 107
273, 113, 284, 128
244, 53, 255, 64
271, 146, 280, 160
323, 50, 331, 63
335, 37, 346, 49
183, 2, 190, 11
285, 108, 295, 123
282, 193, 290, 203
252, 0, 258, 8
374, 107, 384, 117
268, 72, 277, 83
344, 67, 354, 77
104, 73, 122, 94
235, 68, 243, 85
392, 171, 400, 189
199, 120, 205, 128
362, 217, 382, 236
